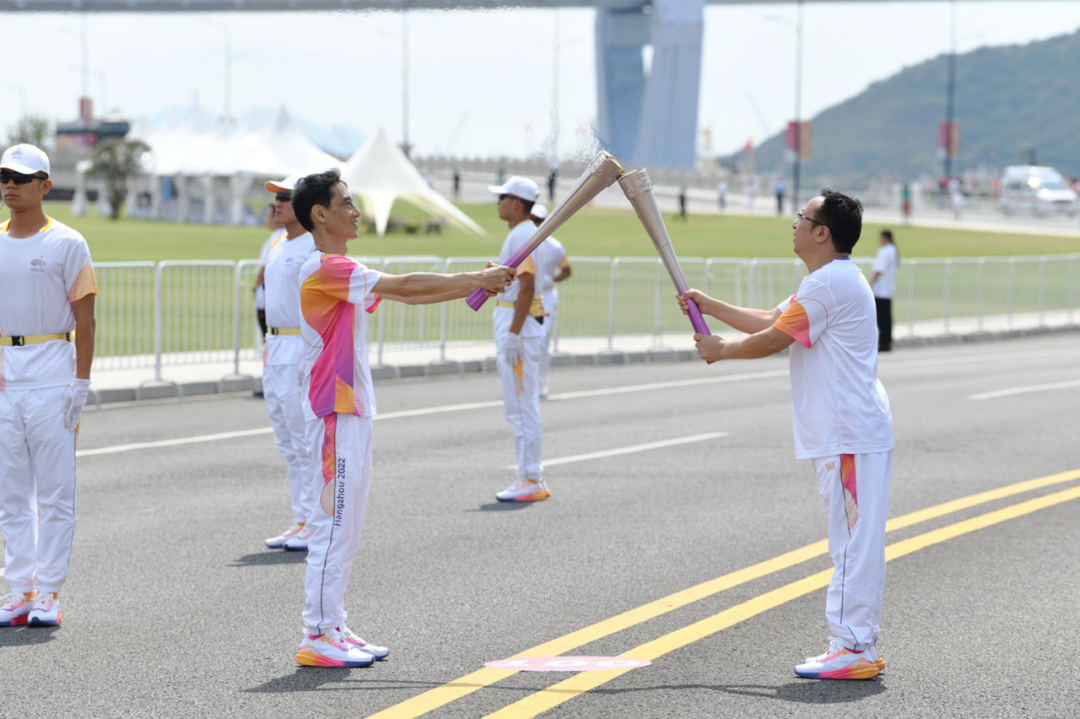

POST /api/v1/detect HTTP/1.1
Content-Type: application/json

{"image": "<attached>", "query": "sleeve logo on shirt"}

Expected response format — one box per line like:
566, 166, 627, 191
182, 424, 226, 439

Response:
30, 257, 47, 273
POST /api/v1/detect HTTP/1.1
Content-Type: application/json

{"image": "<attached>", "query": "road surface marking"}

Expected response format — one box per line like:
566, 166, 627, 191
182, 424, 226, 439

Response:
504, 433, 727, 469
365, 467, 1080, 719
969, 378, 1080, 401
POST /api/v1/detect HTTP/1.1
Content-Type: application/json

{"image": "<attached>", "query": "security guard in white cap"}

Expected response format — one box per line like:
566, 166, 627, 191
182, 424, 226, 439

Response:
0, 144, 97, 628
261, 175, 319, 551
488, 176, 548, 502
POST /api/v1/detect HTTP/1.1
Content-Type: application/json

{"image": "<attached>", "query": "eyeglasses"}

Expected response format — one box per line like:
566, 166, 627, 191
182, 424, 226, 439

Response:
0, 171, 43, 185
796, 211, 828, 230
275, 192, 292, 203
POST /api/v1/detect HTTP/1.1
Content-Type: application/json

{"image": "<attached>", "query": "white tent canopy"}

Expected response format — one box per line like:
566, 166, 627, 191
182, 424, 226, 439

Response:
342, 128, 485, 237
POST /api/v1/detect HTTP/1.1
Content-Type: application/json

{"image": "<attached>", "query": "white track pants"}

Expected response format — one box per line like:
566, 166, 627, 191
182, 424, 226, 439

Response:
264, 363, 313, 524
303, 413, 373, 634
539, 290, 559, 390
813, 451, 893, 651
0, 386, 77, 595
497, 334, 544, 479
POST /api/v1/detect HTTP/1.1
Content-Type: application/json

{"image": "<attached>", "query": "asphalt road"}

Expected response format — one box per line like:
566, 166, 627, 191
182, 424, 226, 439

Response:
2, 334, 1079, 718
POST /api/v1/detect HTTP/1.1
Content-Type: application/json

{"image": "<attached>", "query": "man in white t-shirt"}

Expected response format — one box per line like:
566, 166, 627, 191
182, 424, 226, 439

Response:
260, 176, 319, 552
529, 204, 572, 399
489, 177, 549, 502
0, 144, 97, 629
290, 168, 514, 667
871, 229, 899, 352
679, 189, 893, 680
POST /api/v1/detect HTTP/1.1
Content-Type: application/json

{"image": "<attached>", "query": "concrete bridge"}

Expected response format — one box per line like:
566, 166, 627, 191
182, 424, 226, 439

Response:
10, 0, 1010, 169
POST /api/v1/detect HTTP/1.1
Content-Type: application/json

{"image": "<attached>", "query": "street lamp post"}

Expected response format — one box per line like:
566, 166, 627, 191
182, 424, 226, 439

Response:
793, 0, 804, 212
402, 10, 411, 157
205, 21, 232, 120
943, 0, 957, 181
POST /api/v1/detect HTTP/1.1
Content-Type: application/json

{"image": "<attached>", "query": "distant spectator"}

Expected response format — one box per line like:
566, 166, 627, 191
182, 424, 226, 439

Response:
453, 170, 461, 199
678, 184, 688, 220
901, 183, 911, 225
949, 177, 962, 219
747, 176, 758, 211
547, 163, 558, 203
871, 229, 899, 352
717, 180, 727, 210
774, 177, 787, 215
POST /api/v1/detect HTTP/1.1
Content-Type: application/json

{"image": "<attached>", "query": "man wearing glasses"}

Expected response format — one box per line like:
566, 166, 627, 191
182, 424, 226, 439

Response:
260, 176, 319, 552
488, 177, 548, 502
678, 189, 893, 680
0, 144, 97, 628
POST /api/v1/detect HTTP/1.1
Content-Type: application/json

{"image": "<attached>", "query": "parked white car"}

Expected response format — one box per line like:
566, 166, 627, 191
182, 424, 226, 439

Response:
998, 166, 1077, 216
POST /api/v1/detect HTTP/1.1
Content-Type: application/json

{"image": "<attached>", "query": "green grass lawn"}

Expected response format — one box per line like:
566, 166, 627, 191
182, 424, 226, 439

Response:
17, 200, 1080, 263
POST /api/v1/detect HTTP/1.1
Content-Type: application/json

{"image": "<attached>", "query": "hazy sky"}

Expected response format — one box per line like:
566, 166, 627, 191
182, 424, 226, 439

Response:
9, 1, 1080, 158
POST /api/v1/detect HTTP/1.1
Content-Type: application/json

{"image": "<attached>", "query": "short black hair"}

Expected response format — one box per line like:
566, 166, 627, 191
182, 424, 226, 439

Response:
505, 194, 534, 217
816, 188, 862, 254
880, 229, 893, 241
293, 168, 345, 233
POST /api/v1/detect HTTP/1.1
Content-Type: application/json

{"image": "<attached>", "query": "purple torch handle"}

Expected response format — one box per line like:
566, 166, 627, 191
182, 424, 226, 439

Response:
465, 242, 534, 310
686, 298, 711, 337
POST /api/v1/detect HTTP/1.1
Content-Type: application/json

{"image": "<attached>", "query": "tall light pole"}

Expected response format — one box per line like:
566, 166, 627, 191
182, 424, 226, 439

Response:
943, 0, 958, 180
793, 0, 804, 212
550, 10, 560, 162
402, 10, 411, 157
205, 21, 232, 120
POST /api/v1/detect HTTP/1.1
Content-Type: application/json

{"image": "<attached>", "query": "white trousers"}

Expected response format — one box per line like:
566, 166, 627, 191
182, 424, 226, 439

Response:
813, 451, 893, 651
264, 363, 313, 524
497, 333, 544, 479
303, 413, 373, 634
0, 386, 77, 594
539, 290, 559, 390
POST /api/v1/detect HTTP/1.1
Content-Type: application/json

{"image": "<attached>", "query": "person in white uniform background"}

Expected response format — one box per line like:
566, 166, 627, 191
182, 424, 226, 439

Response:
254, 203, 285, 340
678, 189, 893, 680
0, 144, 97, 629
528, 204, 572, 399
261, 176, 319, 552
870, 229, 898, 353
487, 177, 550, 503
290, 168, 514, 667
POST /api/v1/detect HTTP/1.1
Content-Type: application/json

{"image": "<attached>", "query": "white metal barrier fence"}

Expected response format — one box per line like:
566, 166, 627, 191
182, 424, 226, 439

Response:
90, 253, 1080, 378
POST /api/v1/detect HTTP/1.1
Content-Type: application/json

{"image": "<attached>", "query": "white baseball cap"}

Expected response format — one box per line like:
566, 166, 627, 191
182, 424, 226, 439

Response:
530, 203, 548, 220
1, 144, 50, 177
265, 174, 303, 193
489, 176, 539, 203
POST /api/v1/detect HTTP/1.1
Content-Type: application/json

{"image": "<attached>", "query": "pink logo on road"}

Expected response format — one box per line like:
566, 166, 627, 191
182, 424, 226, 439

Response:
485, 656, 651, 672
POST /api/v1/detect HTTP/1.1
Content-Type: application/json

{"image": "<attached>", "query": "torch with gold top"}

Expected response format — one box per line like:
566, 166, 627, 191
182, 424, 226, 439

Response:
619, 168, 714, 342
466, 151, 625, 311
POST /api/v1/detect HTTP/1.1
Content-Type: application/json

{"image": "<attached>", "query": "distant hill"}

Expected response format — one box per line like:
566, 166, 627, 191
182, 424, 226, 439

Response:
734, 29, 1080, 183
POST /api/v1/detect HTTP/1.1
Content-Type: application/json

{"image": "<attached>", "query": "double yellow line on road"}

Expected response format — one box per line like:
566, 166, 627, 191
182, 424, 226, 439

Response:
369, 468, 1080, 719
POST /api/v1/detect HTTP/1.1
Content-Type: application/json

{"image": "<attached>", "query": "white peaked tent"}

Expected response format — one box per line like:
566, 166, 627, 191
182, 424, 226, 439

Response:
342, 128, 485, 237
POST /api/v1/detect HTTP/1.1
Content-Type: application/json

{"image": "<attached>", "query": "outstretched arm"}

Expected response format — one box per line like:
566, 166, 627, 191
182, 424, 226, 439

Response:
374, 265, 515, 303
678, 289, 781, 335
692, 326, 794, 363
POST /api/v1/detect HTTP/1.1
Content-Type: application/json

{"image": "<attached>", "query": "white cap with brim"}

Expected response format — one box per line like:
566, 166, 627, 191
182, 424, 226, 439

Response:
265, 174, 304, 193
1, 144, 50, 177
488, 176, 540, 203
530, 203, 548, 220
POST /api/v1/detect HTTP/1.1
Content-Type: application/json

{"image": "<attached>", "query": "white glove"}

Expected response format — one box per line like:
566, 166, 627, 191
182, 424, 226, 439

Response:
501, 333, 522, 368
64, 378, 91, 431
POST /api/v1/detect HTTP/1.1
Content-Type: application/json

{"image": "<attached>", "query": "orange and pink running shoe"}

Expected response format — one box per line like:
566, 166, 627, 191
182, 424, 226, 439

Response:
265, 522, 305, 549
296, 629, 376, 668
496, 478, 550, 502
338, 625, 389, 660
27, 593, 61, 627
0, 592, 36, 627
795, 637, 880, 680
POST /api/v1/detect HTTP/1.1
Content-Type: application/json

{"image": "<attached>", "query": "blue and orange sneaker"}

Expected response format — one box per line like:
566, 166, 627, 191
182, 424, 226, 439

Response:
0, 592, 36, 626
496, 478, 550, 502
795, 637, 879, 679
296, 629, 375, 668
339, 625, 389, 660
27, 593, 61, 627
